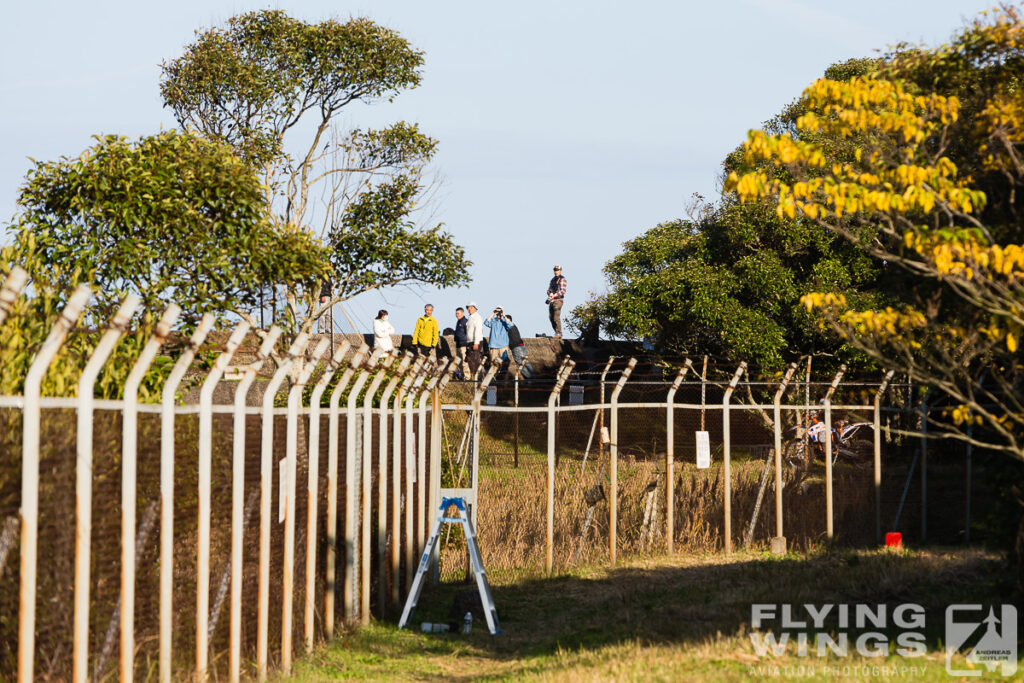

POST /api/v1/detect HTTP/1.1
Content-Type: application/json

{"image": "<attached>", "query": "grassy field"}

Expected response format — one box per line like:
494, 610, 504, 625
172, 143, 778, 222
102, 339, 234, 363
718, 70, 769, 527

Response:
282, 547, 1018, 681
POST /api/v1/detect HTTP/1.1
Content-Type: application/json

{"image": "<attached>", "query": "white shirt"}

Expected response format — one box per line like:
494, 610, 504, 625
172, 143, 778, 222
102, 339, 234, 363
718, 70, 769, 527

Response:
373, 318, 395, 351
466, 311, 484, 344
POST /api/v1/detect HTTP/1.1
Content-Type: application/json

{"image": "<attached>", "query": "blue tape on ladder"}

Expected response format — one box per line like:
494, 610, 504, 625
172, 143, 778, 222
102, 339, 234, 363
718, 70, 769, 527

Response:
440, 497, 466, 511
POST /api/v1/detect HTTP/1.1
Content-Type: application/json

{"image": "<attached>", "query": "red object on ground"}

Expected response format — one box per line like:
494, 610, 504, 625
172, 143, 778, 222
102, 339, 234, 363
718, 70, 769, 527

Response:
885, 532, 902, 548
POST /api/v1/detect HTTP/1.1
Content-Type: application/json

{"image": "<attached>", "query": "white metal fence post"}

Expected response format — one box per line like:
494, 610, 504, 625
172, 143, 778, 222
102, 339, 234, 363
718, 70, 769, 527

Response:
0, 267, 27, 326
307, 339, 352, 647
122, 303, 181, 683
609, 357, 636, 565
230, 327, 281, 682
823, 364, 846, 540
257, 332, 308, 682
362, 352, 397, 623
874, 370, 895, 544
343, 348, 380, 621
428, 361, 457, 582
771, 363, 798, 555
159, 313, 215, 683
282, 338, 327, 674
403, 361, 431, 592
73, 294, 140, 683
18, 284, 90, 683
197, 320, 248, 681
546, 360, 573, 574
665, 359, 692, 555
392, 357, 423, 604
377, 352, 413, 614
722, 362, 746, 554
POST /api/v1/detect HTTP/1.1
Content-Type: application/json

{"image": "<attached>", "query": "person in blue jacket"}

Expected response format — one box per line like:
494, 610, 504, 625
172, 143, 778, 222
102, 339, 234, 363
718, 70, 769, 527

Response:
483, 306, 512, 370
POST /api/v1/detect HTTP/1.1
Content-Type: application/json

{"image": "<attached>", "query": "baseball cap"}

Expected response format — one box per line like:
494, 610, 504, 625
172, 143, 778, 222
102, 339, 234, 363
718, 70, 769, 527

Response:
467, 301, 478, 308
553, 265, 561, 271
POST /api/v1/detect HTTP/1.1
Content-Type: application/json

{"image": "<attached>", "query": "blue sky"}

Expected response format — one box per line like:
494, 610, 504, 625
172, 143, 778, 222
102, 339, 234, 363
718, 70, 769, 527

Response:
0, 1, 995, 337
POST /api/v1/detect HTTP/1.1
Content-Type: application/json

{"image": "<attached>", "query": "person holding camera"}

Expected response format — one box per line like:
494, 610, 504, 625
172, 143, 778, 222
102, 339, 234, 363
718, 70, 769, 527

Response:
483, 306, 512, 370
546, 265, 567, 338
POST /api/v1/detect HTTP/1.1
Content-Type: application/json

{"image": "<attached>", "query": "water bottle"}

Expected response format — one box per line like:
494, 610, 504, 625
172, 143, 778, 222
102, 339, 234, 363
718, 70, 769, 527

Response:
463, 612, 472, 634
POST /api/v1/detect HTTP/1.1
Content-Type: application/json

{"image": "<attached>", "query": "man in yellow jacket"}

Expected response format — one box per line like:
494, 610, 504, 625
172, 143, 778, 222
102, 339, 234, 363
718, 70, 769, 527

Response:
412, 304, 440, 357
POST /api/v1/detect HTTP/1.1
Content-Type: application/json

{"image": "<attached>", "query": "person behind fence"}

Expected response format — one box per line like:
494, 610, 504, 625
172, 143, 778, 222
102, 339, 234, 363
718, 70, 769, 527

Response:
546, 264, 567, 338
373, 309, 395, 352
412, 303, 439, 357
484, 306, 512, 371
453, 306, 469, 378
465, 301, 484, 375
503, 314, 534, 378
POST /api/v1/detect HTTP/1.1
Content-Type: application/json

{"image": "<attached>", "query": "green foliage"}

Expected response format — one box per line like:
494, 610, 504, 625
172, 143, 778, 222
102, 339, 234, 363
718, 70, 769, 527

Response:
160, 10, 470, 324
7, 130, 329, 323
161, 10, 424, 169
573, 200, 884, 369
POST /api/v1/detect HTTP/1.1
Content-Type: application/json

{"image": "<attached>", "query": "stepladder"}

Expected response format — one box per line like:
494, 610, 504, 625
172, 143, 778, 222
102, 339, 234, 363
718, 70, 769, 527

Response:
398, 497, 501, 635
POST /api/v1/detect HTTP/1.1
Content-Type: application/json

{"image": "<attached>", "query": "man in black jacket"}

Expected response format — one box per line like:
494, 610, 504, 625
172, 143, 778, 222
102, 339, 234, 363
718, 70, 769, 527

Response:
453, 307, 469, 378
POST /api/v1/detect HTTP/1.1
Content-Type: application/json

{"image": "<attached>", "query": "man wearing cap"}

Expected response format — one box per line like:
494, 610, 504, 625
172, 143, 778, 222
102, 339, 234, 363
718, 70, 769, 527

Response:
465, 301, 484, 375
546, 265, 567, 338
484, 306, 512, 371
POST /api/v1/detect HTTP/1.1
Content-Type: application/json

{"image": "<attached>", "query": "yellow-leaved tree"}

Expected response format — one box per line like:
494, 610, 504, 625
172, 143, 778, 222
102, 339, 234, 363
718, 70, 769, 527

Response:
726, 5, 1024, 461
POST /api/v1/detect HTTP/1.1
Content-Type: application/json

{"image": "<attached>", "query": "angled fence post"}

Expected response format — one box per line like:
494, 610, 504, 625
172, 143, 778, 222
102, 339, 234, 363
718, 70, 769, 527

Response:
377, 352, 413, 614
0, 266, 27, 326
282, 338, 328, 674
874, 370, 894, 544
598, 356, 615, 467
257, 332, 308, 682
546, 360, 573, 574
159, 313, 215, 683
472, 363, 500, 526
823, 364, 846, 540
343, 348, 380, 621
308, 339, 351, 645
665, 359, 692, 554
124, 303, 182, 683
609, 357, 636, 565
19, 284, 90, 683
403, 361, 431, 591
722, 362, 747, 554
197, 319, 248, 681
229, 327, 281, 683
124, 305, 182, 682
428, 360, 458, 583
392, 357, 424, 604
73, 294, 140, 683
771, 363, 798, 555
361, 351, 397, 623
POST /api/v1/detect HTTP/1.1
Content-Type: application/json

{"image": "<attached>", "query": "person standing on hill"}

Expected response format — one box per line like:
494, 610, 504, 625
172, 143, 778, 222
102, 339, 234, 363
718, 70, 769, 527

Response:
373, 309, 395, 352
412, 304, 439, 357
546, 265, 567, 338
484, 306, 512, 369
453, 307, 469, 378
465, 301, 484, 375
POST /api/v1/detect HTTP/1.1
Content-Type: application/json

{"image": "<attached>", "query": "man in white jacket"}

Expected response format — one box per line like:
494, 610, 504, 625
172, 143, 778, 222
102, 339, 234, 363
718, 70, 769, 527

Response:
465, 301, 484, 376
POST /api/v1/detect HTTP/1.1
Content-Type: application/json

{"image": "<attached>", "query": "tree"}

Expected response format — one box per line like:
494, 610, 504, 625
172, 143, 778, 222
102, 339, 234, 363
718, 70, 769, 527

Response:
725, 6, 1023, 461
6, 130, 327, 323
571, 59, 891, 371
160, 9, 470, 333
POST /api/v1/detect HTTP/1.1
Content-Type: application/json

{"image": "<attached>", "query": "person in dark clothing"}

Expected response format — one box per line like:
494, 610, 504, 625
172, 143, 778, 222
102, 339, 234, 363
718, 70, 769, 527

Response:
504, 315, 534, 378
546, 265, 567, 338
453, 307, 469, 378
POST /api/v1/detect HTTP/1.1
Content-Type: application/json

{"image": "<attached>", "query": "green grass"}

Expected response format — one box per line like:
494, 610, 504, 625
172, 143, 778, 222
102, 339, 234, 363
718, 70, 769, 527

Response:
282, 547, 1019, 681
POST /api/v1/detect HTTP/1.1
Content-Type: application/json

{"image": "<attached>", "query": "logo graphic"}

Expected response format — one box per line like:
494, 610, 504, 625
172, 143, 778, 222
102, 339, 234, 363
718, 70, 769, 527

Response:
946, 605, 1017, 677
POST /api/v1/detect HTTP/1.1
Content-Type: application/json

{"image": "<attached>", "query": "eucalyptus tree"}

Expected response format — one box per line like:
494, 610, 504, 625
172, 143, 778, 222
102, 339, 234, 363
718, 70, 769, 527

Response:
160, 9, 470, 335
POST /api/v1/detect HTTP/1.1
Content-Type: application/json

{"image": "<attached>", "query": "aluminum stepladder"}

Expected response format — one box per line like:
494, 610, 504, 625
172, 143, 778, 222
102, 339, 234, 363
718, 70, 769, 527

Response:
397, 496, 502, 635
